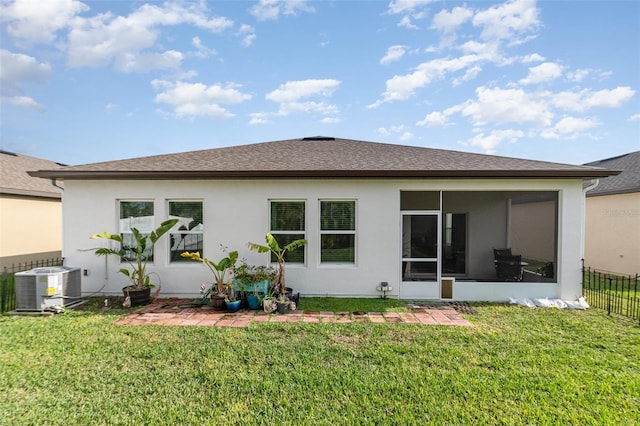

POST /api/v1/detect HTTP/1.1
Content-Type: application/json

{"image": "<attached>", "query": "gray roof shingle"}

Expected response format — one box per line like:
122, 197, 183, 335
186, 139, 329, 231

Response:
1, 150, 63, 198
584, 151, 640, 196
28, 137, 616, 180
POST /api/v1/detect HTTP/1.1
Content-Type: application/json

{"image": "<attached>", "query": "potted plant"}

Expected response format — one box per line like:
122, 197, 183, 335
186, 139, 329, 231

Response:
180, 248, 239, 310
91, 218, 179, 307
248, 232, 306, 313
233, 260, 276, 310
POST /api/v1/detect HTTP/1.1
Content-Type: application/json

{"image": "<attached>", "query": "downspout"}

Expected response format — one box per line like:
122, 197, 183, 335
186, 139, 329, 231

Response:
50, 178, 64, 192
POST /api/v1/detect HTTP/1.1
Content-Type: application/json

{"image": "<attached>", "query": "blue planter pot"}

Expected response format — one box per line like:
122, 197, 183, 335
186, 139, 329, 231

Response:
246, 295, 260, 310
225, 300, 241, 313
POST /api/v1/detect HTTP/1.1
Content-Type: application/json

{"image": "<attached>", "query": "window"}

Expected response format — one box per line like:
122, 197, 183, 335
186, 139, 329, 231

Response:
119, 201, 154, 261
270, 201, 305, 263
320, 200, 356, 264
168, 201, 203, 262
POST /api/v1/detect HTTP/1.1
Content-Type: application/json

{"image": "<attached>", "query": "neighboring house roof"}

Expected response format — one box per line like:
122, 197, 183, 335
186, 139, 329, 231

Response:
29, 137, 616, 180
584, 151, 640, 197
1, 150, 64, 198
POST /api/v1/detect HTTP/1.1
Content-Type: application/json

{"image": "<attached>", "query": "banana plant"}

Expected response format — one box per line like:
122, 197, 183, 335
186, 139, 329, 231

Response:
248, 232, 306, 297
91, 218, 179, 289
180, 249, 239, 297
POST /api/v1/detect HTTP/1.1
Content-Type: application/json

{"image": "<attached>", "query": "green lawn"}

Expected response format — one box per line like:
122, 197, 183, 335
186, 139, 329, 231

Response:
1, 300, 638, 425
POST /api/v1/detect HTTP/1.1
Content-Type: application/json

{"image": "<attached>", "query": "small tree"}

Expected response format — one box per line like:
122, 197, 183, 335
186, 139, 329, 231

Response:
248, 232, 306, 298
180, 249, 239, 297
91, 219, 179, 289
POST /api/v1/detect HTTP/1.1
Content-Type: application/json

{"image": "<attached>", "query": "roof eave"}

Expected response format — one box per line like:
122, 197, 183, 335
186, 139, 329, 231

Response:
29, 168, 619, 180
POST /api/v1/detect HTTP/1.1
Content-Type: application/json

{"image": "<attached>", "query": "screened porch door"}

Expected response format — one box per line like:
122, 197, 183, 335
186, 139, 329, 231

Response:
401, 211, 441, 299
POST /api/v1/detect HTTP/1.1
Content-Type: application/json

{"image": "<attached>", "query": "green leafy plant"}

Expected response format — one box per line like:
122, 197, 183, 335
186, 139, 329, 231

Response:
181, 248, 239, 297
248, 232, 306, 298
91, 219, 179, 289
234, 260, 276, 286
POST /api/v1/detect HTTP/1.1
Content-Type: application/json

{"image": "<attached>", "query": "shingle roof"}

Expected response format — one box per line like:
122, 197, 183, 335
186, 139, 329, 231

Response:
1, 150, 64, 198
28, 137, 616, 180
584, 151, 640, 196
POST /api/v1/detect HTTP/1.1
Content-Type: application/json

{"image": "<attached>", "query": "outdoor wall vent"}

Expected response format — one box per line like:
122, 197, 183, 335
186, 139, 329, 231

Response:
302, 136, 335, 141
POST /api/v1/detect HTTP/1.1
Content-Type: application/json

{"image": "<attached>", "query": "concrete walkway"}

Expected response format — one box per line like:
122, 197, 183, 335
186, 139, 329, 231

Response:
114, 300, 473, 327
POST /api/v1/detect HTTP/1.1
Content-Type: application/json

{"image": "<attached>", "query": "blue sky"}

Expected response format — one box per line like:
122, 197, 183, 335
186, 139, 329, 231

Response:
1, 0, 638, 166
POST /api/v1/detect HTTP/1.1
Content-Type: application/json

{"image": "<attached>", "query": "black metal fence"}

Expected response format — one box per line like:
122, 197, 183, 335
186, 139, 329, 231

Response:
582, 262, 639, 324
1, 258, 64, 314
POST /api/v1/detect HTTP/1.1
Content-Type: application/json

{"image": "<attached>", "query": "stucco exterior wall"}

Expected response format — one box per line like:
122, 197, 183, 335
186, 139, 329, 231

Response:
0, 195, 62, 266
62, 178, 586, 301
584, 192, 640, 276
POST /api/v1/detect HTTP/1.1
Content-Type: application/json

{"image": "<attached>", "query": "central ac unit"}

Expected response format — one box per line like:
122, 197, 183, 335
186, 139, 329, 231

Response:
15, 267, 81, 311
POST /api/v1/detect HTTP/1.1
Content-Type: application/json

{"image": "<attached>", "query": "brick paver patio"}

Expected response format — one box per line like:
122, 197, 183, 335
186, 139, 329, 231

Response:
113, 299, 473, 327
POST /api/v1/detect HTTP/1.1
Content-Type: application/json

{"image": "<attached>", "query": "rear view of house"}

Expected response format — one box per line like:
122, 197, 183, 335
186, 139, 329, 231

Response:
29, 137, 616, 301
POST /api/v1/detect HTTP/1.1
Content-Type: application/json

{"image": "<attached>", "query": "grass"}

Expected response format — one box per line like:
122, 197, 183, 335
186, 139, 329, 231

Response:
1, 299, 638, 425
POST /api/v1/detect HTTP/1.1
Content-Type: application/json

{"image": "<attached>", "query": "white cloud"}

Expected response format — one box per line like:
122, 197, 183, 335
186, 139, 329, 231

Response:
550, 87, 635, 112
416, 111, 449, 127
540, 116, 599, 139
369, 55, 479, 107
250, 0, 315, 21
67, 2, 233, 72
453, 65, 482, 86
629, 114, 640, 122
152, 79, 251, 119
380, 45, 407, 65
1, 0, 88, 45
3, 95, 45, 112
472, 0, 541, 43
566, 68, 590, 82
520, 62, 563, 85
237, 24, 256, 47
388, 0, 435, 15
461, 86, 553, 128
431, 6, 473, 33
0, 49, 52, 92
267, 79, 339, 103
276, 101, 338, 116
192, 37, 217, 58
387, 0, 434, 29
397, 15, 419, 30
399, 131, 414, 141
469, 129, 524, 154
521, 53, 545, 63
376, 124, 413, 140
248, 112, 269, 125
321, 117, 341, 124
582, 87, 635, 109
0, 49, 51, 110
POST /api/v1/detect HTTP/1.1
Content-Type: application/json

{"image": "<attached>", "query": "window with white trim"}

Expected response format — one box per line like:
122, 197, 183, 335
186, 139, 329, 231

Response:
320, 200, 356, 264
270, 200, 305, 264
168, 200, 204, 262
119, 200, 155, 261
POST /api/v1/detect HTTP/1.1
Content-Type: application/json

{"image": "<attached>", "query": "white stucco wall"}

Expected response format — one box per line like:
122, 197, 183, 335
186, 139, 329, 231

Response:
62, 178, 586, 301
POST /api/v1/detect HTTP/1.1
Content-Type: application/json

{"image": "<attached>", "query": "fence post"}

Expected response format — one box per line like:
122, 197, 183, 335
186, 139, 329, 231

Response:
1, 266, 6, 313
607, 277, 612, 316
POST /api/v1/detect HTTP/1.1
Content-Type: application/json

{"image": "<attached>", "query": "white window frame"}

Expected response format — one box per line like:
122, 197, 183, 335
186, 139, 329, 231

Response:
167, 199, 204, 263
319, 199, 357, 266
118, 199, 155, 263
269, 199, 306, 265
